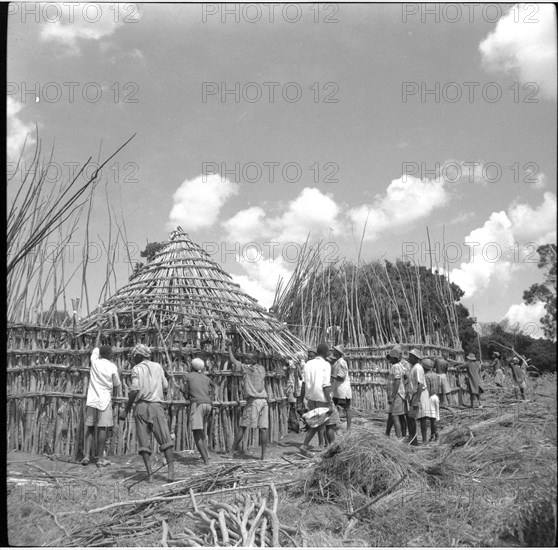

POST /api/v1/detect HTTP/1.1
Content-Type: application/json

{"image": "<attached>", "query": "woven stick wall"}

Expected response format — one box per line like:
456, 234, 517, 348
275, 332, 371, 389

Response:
7, 323, 465, 456
6, 323, 292, 457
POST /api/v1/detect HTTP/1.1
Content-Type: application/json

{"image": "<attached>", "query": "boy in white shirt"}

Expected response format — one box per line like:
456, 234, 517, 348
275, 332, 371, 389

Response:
82, 345, 121, 466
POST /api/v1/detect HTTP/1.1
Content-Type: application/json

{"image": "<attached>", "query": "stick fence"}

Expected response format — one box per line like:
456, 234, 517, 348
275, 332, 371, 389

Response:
7, 324, 465, 457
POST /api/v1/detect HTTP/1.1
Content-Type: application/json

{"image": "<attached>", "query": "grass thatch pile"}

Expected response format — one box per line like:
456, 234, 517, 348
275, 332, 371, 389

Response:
290, 380, 557, 547
306, 428, 427, 507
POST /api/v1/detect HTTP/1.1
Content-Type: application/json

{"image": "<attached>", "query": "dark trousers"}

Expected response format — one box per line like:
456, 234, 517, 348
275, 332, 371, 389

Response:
386, 414, 407, 437
408, 417, 428, 444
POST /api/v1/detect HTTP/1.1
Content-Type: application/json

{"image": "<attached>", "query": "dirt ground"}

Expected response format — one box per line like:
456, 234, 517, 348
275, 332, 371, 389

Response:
6, 374, 557, 547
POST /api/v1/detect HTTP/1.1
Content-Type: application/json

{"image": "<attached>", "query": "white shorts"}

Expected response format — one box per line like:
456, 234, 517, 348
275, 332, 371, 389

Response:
85, 404, 113, 427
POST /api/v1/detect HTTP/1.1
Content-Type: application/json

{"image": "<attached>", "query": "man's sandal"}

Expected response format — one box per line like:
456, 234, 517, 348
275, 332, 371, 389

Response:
80, 457, 90, 466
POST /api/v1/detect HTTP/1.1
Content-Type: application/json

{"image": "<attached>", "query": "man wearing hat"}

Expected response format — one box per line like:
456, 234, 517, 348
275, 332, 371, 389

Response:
119, 344, 175, 482
385, 345, 407, 439
509, 356, 526, 400
406, 349, 431, 446
181, 358, 214, 464
331, 345, 353, 430
457, 353, 484, 408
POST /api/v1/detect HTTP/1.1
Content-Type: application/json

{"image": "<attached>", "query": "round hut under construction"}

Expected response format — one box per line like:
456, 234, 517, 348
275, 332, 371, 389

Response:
7, 228, 307, 459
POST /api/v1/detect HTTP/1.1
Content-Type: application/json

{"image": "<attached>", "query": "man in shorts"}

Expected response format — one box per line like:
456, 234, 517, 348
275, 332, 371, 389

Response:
228, 345, 269, 460
181, 358, 214, 464
299, 343, 340, 457
119, 344, 175, 482
83, 345, 121, 466
331, 345, 353, 430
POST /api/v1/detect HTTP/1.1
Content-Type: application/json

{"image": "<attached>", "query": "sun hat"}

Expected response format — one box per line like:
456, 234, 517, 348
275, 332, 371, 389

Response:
333, 345, 345, 356
131, 344, 151, 358
409, 349, 423, 360
466, 353, 476, 361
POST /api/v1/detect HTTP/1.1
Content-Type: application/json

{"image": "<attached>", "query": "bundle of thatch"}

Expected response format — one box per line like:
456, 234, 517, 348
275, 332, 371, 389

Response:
306, 427, 427, 509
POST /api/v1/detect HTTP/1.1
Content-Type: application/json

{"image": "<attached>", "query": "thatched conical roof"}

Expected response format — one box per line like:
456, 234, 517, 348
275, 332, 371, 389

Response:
80, 227, 305, 357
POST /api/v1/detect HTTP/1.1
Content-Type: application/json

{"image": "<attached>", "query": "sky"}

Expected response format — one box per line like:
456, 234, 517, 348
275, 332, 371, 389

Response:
7, 2, 557, 338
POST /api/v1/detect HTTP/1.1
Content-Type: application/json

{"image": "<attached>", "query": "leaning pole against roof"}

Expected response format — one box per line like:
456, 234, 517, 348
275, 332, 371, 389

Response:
6, 227, 307, 458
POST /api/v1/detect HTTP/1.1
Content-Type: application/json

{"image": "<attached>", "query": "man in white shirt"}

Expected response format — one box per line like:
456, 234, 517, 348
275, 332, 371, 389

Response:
83, 345, 121, 466
300, 343, 340, 457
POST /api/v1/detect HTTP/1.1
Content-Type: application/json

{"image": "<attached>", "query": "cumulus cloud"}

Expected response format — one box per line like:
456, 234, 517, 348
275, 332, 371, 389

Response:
450, 193, 557, 297
222, 187, 342, 245
167, 175, 239, 232
450, 211, 516, 297
222, 206, 268, 243
348, 175, 450, 242
222, 187, 343, 306
504, 301, 547, 339
40, 3, 139, 53
7, 97, 35, 162
271, 188, 341, 242
479, 4, 557, 99
231, 256, 293, 308
508, 191, 557, 244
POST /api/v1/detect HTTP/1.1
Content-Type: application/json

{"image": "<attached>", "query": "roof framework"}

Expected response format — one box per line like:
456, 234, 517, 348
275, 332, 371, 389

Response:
79, 228, 305, 358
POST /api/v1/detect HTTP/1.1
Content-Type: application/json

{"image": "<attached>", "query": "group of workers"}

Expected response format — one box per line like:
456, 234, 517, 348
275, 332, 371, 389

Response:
81, 342, 274, 482
384, 346, 444, 446
81, 339, 530, 481
384, 347, 530, 446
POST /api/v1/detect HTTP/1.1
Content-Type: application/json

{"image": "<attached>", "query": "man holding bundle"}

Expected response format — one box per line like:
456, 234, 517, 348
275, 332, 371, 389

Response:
228, 346, 269, 460
118, 344, 175, 482
82, 345, 121, 466
300, 343, 340, 457
181, 358, 214, 464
